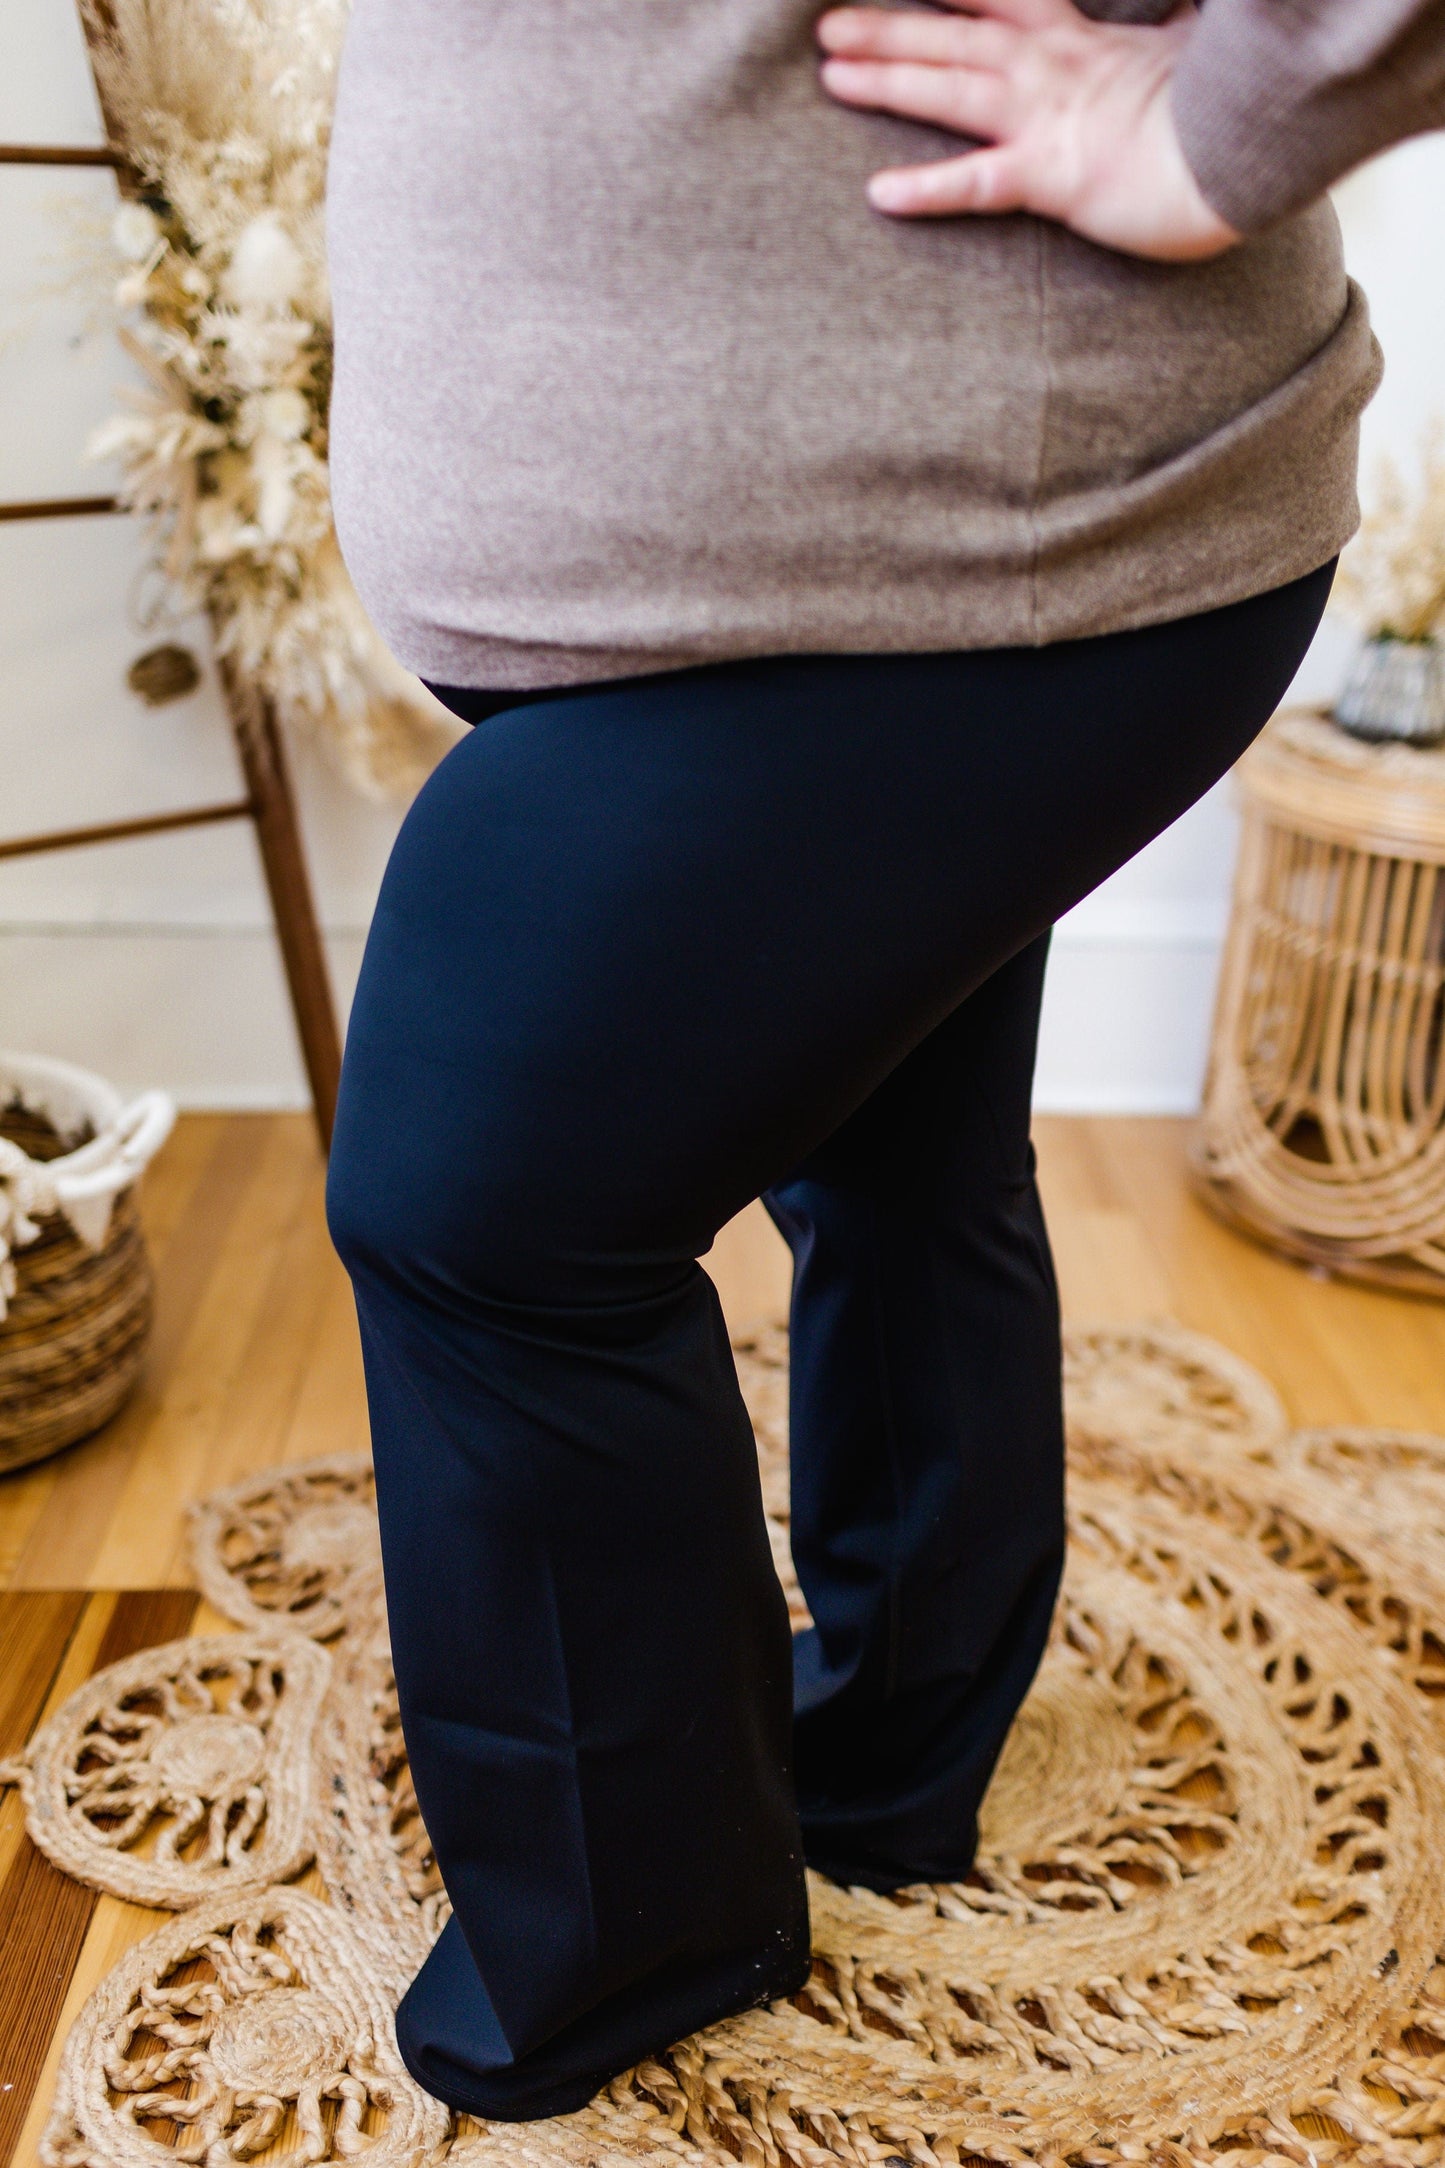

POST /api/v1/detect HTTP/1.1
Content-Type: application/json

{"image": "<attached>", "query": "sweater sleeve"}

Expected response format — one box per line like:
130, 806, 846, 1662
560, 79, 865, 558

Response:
1170, 0, 1445, 233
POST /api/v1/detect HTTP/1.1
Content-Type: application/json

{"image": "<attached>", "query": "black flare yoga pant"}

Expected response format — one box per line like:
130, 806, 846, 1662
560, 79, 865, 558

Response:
325, 562, 1334, 2121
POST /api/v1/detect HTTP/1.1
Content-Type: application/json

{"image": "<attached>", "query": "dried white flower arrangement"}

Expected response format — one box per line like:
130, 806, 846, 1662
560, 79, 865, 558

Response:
1335, 434, 1445, 645
1331, 434, 1445, 746
82, 0, 458, 800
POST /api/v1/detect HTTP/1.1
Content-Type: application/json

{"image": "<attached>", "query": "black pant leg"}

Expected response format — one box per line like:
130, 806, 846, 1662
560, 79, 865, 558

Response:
341, 1250, 808, 2120
766, 935, 1064, 1890
326, 564, 1335, 2121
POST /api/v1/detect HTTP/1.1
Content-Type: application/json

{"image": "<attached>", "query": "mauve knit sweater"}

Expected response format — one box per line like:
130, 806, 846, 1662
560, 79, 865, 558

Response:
324, 0, 1445, 691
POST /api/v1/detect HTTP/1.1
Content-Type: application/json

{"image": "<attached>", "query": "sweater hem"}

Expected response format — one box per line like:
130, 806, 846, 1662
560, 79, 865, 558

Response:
370, 524, 1353, 695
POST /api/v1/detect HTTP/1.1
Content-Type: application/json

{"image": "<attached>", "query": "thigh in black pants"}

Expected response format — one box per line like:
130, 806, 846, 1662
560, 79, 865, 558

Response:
325, 564, 1333, 2120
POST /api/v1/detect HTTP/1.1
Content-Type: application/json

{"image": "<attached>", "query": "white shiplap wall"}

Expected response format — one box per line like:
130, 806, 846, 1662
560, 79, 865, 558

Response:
2, 0, 1443, 1109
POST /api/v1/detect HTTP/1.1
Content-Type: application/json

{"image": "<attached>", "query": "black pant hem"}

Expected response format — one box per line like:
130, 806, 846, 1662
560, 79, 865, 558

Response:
396, 1944, 815, 2123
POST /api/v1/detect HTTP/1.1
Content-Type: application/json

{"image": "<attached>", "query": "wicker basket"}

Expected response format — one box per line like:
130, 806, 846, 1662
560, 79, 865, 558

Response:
0, 1055, 175, 1474
1192, 710, 1445, 1296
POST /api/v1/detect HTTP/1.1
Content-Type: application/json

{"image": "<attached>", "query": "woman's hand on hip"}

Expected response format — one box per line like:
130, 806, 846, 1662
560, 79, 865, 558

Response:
816, 0, 1240, 262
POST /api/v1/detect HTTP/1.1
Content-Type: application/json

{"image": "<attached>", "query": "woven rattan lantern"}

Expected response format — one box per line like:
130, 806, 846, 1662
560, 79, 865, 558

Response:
1192, 709, 1445, 1294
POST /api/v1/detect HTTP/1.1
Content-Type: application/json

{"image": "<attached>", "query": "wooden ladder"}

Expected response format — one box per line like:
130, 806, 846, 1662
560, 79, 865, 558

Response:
0, 139, 341, 1150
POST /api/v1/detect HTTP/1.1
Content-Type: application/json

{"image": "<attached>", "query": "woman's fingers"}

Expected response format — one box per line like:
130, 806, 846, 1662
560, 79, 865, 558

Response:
820, 56, 1010, 140
816, 7, 1016, 69
865, 148, 1028, 216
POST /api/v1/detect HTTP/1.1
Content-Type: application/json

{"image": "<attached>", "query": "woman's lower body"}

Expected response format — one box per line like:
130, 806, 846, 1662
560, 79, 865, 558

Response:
325, 562, 1334, 2121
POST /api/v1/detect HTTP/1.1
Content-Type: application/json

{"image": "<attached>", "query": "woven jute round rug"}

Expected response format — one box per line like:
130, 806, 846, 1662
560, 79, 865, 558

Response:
11, 1321, 1445, 2168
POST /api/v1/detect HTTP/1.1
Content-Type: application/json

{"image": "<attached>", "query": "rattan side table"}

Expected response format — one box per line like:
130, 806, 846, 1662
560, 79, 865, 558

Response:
1192, 708, 1445, 1296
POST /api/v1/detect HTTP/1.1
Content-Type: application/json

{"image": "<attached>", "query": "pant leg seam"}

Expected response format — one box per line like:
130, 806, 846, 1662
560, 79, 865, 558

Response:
867, 1196, 908, 1704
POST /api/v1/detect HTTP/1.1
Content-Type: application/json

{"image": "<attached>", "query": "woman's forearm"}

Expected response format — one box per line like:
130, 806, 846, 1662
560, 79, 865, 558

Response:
1172, 0, 1445, 234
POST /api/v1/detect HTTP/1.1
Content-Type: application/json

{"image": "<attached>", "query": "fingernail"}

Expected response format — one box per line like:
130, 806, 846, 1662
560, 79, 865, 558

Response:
867, 172, 911, 211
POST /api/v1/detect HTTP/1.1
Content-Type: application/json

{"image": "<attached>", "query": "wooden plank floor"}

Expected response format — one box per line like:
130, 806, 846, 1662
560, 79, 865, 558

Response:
0, 1590, 200, 2167
5, 1110, 1445, 2164
9, 1109, 1445, 1598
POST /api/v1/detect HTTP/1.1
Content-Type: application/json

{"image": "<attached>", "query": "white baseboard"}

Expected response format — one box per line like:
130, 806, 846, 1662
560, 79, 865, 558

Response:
1035, 922, 1222, 1115
0, 916, 1221, 1116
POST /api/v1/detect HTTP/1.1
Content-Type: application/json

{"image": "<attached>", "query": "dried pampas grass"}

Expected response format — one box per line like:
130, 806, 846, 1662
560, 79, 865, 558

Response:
82, 0, 460, 801
1336, 431, 1445, 647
